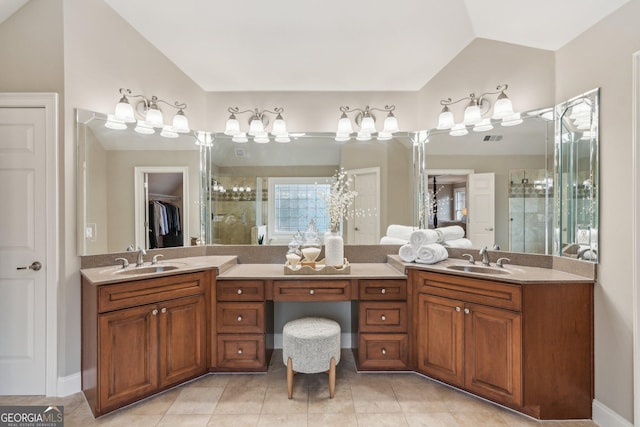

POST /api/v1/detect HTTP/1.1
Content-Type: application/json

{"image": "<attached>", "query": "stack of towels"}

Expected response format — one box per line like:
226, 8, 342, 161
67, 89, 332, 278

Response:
398, 229, 447, 264
398, 225, 470, 264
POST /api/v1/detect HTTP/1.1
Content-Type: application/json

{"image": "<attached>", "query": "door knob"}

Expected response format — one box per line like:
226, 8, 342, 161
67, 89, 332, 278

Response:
355, 227, 360, 231
17, 261, 42, 271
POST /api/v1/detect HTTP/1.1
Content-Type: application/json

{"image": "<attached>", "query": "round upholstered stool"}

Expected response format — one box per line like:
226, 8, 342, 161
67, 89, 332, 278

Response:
282, 317, 341, 399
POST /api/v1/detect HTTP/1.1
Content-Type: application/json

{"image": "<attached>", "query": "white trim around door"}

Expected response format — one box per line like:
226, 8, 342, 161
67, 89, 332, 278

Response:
632, 50, 640, 427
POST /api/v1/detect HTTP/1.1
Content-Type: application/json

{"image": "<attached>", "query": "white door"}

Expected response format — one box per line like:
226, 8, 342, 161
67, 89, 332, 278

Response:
467, 172, 495, 248
0, 106, 49, 394
347, 168, 380, 244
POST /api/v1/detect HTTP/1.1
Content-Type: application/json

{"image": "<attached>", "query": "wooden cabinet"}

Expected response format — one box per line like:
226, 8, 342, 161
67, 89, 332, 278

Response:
357, 280, 409, 370
82, 271, 209, 417
214, 280, 270, 371
412, 270, 593, 420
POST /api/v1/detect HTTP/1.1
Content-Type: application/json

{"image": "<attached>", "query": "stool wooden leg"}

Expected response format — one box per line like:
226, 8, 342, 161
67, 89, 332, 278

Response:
287, 357, 294, 399
328, 357, 336, 398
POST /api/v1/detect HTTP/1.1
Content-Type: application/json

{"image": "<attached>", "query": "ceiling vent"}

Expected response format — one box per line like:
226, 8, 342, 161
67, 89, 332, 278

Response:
234, 148, 246, 157
482, 135, 503, 142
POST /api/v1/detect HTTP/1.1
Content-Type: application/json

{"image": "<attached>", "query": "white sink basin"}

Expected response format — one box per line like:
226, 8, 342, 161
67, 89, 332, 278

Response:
446, 265, 511, 275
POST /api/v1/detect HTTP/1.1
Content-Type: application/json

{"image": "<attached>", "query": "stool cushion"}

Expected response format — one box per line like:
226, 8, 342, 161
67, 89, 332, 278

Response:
282, 317, 341, 374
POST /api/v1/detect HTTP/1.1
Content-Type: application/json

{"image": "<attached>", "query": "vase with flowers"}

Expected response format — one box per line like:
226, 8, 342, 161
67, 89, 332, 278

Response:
321, 168, 357, 267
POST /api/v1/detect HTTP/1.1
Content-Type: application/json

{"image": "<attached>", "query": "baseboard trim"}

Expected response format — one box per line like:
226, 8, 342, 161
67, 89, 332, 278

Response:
57, 372, 81, 397
592, 399, 633, 427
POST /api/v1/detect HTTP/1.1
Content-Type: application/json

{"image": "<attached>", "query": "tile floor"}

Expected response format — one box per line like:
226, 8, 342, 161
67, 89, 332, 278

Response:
0, 350, 598, 427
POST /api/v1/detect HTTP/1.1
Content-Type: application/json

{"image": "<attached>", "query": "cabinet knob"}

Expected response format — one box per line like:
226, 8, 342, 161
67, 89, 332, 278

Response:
310, 289, 315, 295
381, 288, 386, 294
464, 308, 470, 314
161, 307, 167, 314
237, 348, 243, 355
152, 309, 158, 315
381, 315, 387, 321
381, 348, 387, 355
237, 288, 243, 295
237, 315, 243, 322
455, 306, 461, 312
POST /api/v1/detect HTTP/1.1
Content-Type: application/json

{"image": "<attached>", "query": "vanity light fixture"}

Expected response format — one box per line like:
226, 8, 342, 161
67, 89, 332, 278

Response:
436, 84, 516, 135
335, 105, 400, 142
224, 107, 289, 143
109, 88, 190, 136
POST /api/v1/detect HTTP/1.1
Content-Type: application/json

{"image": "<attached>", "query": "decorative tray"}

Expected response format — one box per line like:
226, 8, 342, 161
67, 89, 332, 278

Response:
283, 258, 351, 275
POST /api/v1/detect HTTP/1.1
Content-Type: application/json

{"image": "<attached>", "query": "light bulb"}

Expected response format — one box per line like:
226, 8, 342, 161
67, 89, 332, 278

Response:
356, 131, 372, 141
224, 115, 240, 136
248, 116, 264, 136
382, 112, 399, 133
437, 106, 455, 130
501, 112, 523, 127
377, 132, 392, 141
160, 126, 179, 138
271, 114, 287, 136
145, 107, 164, 128
360, 115, 376, 133
105, 114, 127, 130
134, 120, 155, 134
232, 132, 248, 143
337, 113, 353, 134
171, 110, 190, 133
254, 133, 270, 143
114, 98, 136, 123
473, 118, 493, 132
449, 123, 468, 136
463, 101, 482, 125
492, 93, 514, 119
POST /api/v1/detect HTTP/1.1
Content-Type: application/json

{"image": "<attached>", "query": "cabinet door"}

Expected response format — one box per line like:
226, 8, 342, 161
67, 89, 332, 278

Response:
158, 295, 207, 388
417, 294, 464, 386
464, 303, 522, 406
98, 304, 158, 412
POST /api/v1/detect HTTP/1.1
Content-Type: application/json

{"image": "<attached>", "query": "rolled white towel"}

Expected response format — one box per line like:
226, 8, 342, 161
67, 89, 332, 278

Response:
398, 244, 417, 262
416, 243, 449, 264
385, 224, 416, 241
441, 238, 473, 248
410, 229, 439, 249
380, 236, 409, 245
435, 225, 465, 242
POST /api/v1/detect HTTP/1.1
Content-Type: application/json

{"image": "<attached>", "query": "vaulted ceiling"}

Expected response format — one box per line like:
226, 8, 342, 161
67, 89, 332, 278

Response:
1, 0, 630, 92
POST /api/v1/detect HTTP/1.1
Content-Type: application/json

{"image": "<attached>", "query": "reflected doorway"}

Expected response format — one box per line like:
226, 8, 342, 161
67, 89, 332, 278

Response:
134, 166, 189, 250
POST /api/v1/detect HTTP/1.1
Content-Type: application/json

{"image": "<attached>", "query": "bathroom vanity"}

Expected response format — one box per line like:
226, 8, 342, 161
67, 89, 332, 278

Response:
80, 251, 594, 419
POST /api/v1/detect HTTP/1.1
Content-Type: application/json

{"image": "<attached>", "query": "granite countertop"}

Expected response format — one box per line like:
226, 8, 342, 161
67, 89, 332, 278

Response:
80, 255, 238, 285
216, 262, 407, 280
388, 255, 595, 284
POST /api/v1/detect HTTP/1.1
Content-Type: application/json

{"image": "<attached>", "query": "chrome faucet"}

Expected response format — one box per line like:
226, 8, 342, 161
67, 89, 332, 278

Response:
478, 246, 490, 266
136, 247, 146, 267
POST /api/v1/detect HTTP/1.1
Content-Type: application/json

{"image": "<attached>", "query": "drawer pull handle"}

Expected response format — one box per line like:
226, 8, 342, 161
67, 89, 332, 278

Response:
237, 315, 243, 322
455, 306, 461, 312
237, 348, 243, 355
152, 309, 158, 315
310, 289, 315, 295
381, 348, 387, 355
381, 288, 386, 294
161, 307, 167, 314
237, 289, 243, 295
381, 315, 386, 321
464, 308, 470, 314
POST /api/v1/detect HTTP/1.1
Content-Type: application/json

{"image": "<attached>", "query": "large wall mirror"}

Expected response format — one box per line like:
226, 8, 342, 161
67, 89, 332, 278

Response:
76, 108, 416, 255
415, 89, 599, 262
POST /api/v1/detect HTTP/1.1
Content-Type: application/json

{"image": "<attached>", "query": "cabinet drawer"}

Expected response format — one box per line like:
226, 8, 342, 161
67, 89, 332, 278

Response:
358, 333, 409, 370
216, 302, 265, 333
416, 271, 521, 311
359, 279, 407, 301
217, 335, 266, 370
359, 302, 408, 333
98, 272, 207, 313
217, 280, 265, 302
273, 280, 351, 301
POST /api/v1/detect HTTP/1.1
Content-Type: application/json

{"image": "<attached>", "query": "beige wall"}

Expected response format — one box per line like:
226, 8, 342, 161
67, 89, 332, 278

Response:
555, 0, 640, 422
